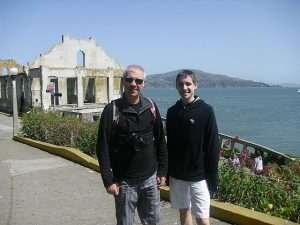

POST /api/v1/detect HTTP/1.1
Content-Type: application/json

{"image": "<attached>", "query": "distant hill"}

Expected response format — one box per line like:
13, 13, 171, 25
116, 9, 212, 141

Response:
278, 83, 300, 88
145, 69, 273, 88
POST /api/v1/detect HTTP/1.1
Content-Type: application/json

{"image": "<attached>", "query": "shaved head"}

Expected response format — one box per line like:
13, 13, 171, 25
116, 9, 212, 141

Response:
124, 65, 145, 78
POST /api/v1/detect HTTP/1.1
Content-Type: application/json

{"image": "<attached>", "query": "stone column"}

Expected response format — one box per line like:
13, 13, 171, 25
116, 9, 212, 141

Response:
108, 73, 114, 103
31, 77, 41, 107
59, 78, 67, 106
77, 74, 84, 107
41, 71, 50, 110
95, 77, 107, 103
11, 76, 19, 136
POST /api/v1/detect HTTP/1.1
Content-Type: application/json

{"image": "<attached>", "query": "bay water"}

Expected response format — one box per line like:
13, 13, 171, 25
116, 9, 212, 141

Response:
143, 87, 300, 157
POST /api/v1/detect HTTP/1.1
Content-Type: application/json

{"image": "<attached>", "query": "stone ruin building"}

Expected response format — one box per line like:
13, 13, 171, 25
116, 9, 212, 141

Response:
0, 35, 124, 121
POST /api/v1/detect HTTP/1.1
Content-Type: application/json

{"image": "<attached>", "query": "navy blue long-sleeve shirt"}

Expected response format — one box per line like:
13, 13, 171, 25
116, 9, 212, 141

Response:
166, 97, 220, 192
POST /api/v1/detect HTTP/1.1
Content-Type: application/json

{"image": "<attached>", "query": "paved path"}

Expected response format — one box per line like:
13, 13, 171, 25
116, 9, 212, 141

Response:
0, 113, 231, 225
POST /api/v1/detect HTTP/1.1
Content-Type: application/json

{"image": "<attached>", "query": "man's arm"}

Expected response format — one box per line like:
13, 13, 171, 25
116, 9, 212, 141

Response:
203, 107, 220, 193
153, 102, 168, 184
96, 104, 115, 189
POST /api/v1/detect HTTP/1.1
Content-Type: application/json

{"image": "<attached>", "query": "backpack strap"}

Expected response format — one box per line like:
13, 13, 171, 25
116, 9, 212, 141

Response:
112, 100, 120, 125
112, 97, 156, 127
146, 97, 156, 120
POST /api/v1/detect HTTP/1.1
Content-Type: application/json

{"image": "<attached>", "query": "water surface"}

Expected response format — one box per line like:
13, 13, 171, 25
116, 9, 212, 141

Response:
143, 87, 300, 156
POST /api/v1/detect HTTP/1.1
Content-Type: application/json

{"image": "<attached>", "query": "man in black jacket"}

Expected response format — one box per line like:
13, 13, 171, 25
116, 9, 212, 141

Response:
96, 65, 168, 225
166, 70, 220, 225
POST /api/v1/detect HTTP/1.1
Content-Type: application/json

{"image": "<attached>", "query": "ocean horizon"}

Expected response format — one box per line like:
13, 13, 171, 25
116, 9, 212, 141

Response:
142, 87, 300, 157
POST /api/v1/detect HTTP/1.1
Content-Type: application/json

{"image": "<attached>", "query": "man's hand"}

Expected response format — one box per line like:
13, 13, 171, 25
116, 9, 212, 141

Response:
156, 176, 166, 187
106, 183, 119, 196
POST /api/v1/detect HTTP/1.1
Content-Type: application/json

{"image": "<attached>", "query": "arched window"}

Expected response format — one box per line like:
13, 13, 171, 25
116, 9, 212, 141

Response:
77, 50, 85, 67
1, 67, 8, 76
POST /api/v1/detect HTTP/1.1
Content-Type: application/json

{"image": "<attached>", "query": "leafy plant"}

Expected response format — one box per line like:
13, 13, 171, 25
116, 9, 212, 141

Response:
20, 107, 98, 158
70, 122, 98, 157
217, 160, 300, 223
20, 107, 49, 141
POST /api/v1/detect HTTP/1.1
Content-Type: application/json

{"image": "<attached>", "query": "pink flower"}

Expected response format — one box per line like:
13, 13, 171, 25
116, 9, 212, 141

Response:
220, 149, 225, 157
241, 148, 250, 158
225, 139, 231, 145
255, 170, 263, 175
264, 165, 273, 171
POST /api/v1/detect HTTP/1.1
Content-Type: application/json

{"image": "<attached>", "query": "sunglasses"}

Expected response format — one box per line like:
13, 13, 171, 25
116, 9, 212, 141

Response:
124, 77, 144, 85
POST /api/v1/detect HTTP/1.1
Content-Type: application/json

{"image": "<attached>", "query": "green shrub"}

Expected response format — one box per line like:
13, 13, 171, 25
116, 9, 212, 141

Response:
217, 161, 300, 223
20, 107, 49, 141
70, 122, 98, 157
20, 107, 98, 158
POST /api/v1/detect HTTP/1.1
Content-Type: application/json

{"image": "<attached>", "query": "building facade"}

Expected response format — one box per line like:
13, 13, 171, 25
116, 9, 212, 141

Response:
0, 35, 124, 120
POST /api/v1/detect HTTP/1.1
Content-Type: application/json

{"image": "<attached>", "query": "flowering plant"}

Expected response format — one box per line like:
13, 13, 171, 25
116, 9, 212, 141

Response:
217, 159, 300, 223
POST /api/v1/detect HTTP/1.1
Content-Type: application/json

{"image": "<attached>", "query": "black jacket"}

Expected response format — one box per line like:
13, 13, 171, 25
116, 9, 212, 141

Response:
166, 97, 220, 192
96, 95, 168, 188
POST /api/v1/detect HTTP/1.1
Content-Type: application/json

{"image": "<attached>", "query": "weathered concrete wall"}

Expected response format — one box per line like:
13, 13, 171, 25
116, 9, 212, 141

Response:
82, 77, 95, 103
1, 35, 125, 113
113, 77, 123, 96
0, 59, 24, 76
95, 77, 108, 103
29, 35, 123, 70
28, 68, 42, 108
31, 77, 42, 107
0, 73, 31, 113
38, 66, 124, 109
0, 77, 9, 109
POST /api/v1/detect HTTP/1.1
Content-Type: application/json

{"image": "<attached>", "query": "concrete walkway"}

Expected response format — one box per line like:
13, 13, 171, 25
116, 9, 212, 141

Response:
0, 114, 230, 225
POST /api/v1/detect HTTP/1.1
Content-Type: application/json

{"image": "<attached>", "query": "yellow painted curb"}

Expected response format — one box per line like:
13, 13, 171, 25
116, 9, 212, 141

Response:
160, 186, 296, 225
210, 200, 297, 225
13, 136, 298, 225
13, 136, 100, 173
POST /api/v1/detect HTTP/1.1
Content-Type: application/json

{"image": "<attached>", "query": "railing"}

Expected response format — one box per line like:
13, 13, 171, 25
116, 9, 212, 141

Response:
161, 118, 294, 165
48, 113, 294, 165
218, 133, 294, 165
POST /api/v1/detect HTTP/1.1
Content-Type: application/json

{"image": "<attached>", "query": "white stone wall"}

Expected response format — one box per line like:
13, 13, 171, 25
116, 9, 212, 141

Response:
39, 66, 123, 109
1, 35, 124, 112
30, 35, 123, 70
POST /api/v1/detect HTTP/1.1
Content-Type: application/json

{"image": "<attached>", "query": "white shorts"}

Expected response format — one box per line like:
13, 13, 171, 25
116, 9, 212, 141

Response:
169, 177, 210, 219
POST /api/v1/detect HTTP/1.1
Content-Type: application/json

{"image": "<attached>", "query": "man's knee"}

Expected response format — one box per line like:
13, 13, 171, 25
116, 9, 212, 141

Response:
196, 217, 210, 225
179, 208, 193, 225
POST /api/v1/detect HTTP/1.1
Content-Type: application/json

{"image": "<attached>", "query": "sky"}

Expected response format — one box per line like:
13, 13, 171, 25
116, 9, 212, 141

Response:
1, 0, 300, 85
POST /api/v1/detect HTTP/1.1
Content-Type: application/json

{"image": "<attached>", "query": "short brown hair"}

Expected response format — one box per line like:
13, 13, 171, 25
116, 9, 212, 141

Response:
176, 70, 197, 83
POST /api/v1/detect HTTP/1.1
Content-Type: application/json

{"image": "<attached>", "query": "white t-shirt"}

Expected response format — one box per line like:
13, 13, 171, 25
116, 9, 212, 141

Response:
232, 157, 240, 166
254, 156, 263, 171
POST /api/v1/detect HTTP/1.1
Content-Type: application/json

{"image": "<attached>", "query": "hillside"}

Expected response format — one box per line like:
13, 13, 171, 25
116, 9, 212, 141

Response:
145, 69, 272, 88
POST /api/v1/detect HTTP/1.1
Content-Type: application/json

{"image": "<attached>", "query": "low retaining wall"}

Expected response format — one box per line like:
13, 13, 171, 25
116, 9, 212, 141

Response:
13, 135, 297, 225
